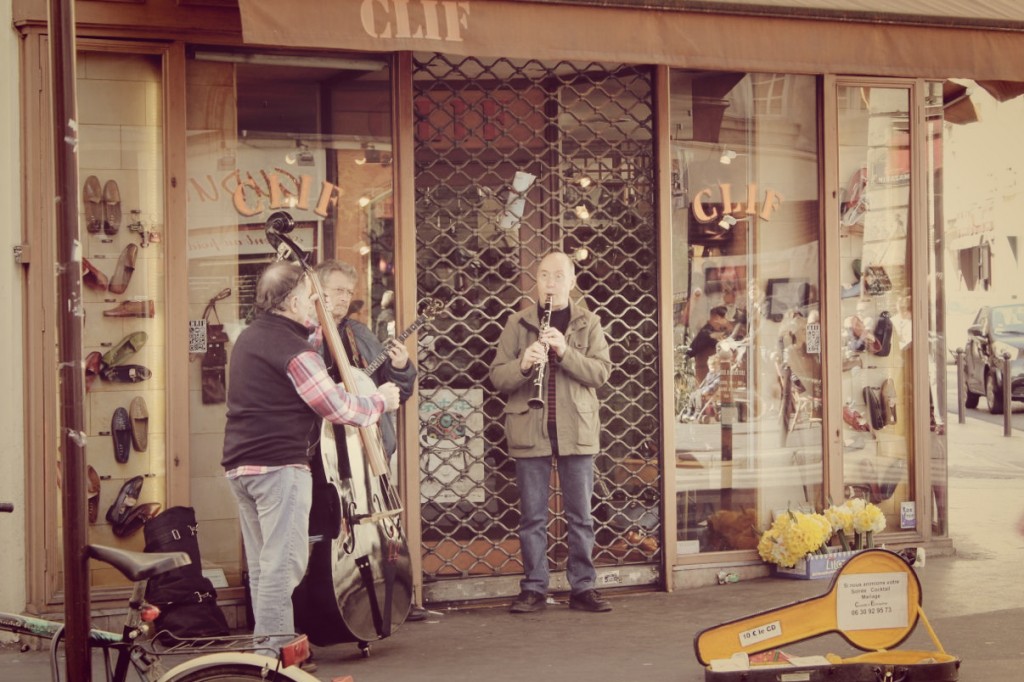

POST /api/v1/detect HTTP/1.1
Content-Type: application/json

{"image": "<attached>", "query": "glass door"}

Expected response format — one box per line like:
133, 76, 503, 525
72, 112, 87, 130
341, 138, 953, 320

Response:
836, 84, 916, 535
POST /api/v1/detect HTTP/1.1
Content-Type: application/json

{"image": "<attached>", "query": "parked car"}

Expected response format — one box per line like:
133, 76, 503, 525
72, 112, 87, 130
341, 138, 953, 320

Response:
963, 303, 1024, 414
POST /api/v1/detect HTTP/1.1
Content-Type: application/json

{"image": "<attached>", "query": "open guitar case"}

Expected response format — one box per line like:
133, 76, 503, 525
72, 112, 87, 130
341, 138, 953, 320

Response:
694, 549, 960, 681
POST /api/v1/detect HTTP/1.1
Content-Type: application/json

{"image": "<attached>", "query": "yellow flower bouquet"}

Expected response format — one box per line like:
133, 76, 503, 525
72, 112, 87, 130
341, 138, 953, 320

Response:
756, 509, 832, 568
824, 498, 886, 550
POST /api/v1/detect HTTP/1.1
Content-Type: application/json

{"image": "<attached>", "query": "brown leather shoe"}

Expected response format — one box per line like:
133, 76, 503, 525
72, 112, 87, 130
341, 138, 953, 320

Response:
83, 175, 103, 234
112, 501, 161, 538
87, 465, 101, 524
103, 179, 122, 235
103, 300, 155, 318
82, 258, 109, 291
108, 243, 138, 295
85, 351, 104, 392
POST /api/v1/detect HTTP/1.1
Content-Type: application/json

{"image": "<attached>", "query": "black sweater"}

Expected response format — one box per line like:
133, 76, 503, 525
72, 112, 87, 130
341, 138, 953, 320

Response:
222, 313, 320, 470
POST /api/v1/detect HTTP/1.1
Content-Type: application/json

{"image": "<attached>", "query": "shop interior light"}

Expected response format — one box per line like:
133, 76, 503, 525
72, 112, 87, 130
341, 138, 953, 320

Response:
355, 144, 384, 165
285, 141, 315, 167
578, 175, 592, 188
192, 50, 386, 71
358, 194, 372, 208
718, 214, 739, 229
572, 247, 590, 263
719, 149, 738, 165
574, 205, 591, 221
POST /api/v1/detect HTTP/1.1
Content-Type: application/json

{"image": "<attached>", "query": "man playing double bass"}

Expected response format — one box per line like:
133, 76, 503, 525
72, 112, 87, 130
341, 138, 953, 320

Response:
314, 259, 429, 621
222, 261, 400, 660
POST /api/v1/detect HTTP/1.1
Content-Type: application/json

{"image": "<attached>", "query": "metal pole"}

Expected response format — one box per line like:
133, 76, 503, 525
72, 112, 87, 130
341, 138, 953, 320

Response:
48, 0, 91, 680
955, 348, 966, 424
1003, 352, 1013, 437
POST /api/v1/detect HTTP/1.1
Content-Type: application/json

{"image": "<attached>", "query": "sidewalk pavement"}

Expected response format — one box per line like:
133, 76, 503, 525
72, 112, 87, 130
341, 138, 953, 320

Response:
3, 411, 1022, 681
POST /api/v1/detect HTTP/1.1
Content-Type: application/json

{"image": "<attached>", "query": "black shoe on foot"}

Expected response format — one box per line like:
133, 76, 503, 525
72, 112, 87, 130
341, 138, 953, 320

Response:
509, 590, 546, 614
569, 589, 612, 612
407, 604, 429, 622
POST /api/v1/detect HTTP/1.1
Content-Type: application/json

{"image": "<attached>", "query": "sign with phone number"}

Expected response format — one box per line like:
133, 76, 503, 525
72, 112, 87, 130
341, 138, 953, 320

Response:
836, 572, 908, 631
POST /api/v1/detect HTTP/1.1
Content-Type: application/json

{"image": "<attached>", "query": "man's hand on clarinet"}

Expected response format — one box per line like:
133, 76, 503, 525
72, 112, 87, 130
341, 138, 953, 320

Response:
539, 326, 567, 358
520, 340, 548, 374
377, 382, 402, 412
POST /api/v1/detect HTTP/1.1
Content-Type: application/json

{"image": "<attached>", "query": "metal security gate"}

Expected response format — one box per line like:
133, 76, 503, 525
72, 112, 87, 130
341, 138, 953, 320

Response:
412, 53, 660, 601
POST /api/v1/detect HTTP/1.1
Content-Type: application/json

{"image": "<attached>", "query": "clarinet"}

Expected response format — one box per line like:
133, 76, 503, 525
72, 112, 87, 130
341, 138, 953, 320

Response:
527, 295, 553, 410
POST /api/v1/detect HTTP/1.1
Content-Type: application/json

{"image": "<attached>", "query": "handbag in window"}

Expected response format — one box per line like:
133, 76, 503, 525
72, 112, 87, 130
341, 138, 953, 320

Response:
200, 288, 231, 405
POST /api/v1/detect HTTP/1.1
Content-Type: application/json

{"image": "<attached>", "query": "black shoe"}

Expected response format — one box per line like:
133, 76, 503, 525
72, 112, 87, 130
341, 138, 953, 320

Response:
407, 604, 430, 622
569, 589, 612, 612
509, 590, 546, 614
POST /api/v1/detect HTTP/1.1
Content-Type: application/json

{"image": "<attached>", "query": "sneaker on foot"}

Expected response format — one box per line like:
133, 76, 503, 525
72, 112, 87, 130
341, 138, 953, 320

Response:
509, 590, 546, 614
298, 651, 317, 674
569, 589, 612, 612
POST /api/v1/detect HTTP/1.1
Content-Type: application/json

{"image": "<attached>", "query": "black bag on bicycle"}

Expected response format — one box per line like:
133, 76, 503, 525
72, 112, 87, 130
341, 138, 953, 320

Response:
144, 506, 229, 641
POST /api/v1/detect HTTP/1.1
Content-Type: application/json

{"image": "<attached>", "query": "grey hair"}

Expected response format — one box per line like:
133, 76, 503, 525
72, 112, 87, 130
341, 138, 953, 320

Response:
314, 259, 357, 283
255, 261, 305, 313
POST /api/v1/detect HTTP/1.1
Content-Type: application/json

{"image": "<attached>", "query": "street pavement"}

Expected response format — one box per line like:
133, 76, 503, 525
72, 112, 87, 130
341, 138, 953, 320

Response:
2, 398, 1023, 681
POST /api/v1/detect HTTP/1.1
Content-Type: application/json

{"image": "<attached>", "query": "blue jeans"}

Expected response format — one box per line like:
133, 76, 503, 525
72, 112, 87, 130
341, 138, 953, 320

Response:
229, 466, 312, 651
515, 454, 597, 595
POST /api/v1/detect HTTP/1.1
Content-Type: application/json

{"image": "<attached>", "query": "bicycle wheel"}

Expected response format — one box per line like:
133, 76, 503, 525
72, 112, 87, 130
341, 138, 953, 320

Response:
158, 653, 317, 682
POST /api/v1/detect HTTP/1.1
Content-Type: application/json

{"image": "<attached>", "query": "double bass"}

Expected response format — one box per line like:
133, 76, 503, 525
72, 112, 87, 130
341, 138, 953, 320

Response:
266, 212, 412, 655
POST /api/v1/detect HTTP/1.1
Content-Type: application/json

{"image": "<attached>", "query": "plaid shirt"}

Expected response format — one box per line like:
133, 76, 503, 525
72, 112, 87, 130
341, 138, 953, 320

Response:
226, 348, 385, 478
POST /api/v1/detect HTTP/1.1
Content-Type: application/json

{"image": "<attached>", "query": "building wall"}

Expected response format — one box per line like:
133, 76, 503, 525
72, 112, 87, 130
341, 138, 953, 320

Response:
0, 0, 27, 638
944, 86, 1024, 348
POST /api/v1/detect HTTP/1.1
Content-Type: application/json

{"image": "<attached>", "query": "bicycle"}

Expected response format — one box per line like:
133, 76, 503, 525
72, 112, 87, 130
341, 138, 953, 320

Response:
0, 502, 319, 681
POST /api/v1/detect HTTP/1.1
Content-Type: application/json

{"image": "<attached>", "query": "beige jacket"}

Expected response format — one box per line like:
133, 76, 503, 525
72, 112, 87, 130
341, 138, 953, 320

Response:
489, 302, 611, 458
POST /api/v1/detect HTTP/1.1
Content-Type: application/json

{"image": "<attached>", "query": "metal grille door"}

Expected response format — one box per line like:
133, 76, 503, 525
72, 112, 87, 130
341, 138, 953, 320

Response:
413, 54, 660, 597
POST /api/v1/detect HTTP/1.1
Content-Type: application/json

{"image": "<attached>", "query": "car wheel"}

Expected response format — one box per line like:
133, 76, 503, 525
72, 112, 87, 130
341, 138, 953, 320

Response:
965, 390, 980, 409
986, 372, 1005, 415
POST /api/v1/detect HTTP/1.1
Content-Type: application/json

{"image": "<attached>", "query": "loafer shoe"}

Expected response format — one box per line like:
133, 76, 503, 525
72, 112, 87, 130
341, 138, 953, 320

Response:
102, 179, 122, 235
103, 299, 155, 318
87, 465, 101, 524
112, 501, 161, 538
108, 243, 138, 295
100, 364, 152, 383
106, 475, 144, 526
111, 407, 131, 463
129, 397, 149, 452
102, 331, 147, 367
569, 589, 612, 613
82, 258, 109, 292
85, 351, 104, 392
509, 591, 546, 614
83, 175, 103, 234
843, 404, 871, 432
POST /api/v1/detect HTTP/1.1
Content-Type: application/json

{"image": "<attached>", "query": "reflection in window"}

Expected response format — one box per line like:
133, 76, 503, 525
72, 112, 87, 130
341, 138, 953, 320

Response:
670, 71, 821, 555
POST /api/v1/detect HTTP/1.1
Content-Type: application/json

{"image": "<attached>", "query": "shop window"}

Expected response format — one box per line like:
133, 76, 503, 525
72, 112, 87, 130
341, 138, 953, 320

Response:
184, 49, 394, 591
670, 71, 822, 556
73, 49, 168, 588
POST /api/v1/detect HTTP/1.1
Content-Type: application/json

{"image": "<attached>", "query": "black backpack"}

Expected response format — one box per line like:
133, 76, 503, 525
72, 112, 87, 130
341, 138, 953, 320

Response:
144, 506, 230, 641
